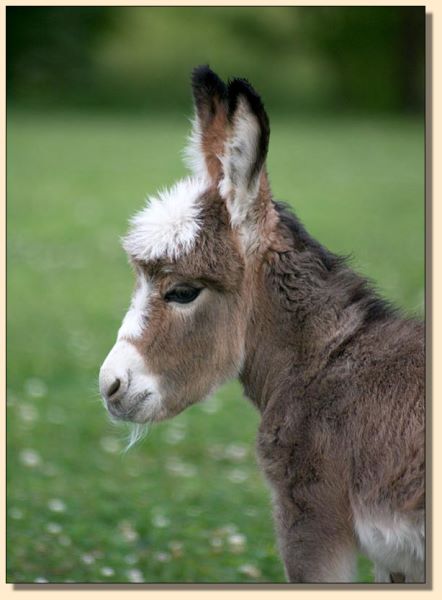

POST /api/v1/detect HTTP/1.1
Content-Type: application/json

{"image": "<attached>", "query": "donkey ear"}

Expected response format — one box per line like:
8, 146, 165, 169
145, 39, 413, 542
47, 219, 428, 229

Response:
219, 78, 270, 228
184, 65, 228, 182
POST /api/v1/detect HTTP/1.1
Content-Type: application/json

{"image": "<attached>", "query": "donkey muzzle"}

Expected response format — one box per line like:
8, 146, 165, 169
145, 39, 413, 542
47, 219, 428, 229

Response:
99, 340, 161, 422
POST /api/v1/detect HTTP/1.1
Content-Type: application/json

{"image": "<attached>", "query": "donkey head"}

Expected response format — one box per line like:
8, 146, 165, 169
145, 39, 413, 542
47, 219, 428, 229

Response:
99, 66, 275, 428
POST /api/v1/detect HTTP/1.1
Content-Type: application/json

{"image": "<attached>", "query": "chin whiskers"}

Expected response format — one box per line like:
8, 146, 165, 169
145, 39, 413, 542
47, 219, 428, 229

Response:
125, 423, 149, 451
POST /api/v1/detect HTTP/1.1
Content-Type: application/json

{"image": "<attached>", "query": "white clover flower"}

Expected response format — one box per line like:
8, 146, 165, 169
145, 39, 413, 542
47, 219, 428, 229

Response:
163, 427, 187, 445
100, 436, 120, 454
46, 522, 62, 535
48, 498, 66, 513
200, 396, 220, 414
210, 536, 223, 550
127, 568, 144, 583
166, 458, 196, 478
151, 514, 170, 528
47, 407, 66, 424
225, 443, 248, 461
9, 507, 23, 520
118, 521, 139, 542
169, 540, 183, 557
42, 463, 58, 477
227, 469, 248, 483
58, 535, 71, 547
154, 552, 171, 563
20, 449, 42, 467
25, 378, 47, 398
81, 553, 95, 565
19, 403, 38, 422
228, 533, 246, 553
239, 563, 261, 578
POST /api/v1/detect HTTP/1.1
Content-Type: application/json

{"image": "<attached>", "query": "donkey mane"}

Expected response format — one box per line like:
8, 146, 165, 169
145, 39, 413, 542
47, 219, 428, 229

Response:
273, 200, 400, 329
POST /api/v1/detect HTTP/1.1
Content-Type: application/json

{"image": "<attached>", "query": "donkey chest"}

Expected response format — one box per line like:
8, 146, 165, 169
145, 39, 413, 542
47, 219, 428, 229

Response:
256, 420, 329, 488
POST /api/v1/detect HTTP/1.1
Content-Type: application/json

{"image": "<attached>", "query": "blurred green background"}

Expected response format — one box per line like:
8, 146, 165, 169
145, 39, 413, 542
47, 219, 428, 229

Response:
7, 6, 424, 584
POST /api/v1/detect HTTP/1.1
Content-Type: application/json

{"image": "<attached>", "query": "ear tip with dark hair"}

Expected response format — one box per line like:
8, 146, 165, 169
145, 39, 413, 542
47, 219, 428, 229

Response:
191, 65, 227, 100
191, 64, 212, 86
227, 77, 269, 130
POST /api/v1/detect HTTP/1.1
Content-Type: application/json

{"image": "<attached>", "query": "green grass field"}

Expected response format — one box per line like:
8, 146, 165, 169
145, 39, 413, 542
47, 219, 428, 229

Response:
7, 109, 424, 583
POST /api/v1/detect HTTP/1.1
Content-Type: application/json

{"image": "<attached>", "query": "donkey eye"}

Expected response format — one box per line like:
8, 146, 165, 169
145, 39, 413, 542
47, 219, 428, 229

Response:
164, 286, 201, 304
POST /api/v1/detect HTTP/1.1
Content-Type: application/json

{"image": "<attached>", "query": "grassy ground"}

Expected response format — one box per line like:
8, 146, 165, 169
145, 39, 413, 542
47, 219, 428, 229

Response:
7, 109, 424, 583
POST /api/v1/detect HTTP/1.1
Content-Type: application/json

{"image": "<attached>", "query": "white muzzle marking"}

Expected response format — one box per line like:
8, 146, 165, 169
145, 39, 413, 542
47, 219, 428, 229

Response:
118, 276, 152, 341
99, 340, 162, 423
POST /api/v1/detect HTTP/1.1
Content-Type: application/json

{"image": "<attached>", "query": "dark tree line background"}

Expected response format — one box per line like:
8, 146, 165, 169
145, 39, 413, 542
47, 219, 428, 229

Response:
7, 6, 425, 113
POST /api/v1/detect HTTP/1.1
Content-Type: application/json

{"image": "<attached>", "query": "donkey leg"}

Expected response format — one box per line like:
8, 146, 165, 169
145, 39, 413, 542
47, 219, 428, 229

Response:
373, 564, 392, 582
373, 563, 405, 583
277, 518, 357, 582
405, 560, 425, 583
390, 572, 405, 583
273, 492, 357, 583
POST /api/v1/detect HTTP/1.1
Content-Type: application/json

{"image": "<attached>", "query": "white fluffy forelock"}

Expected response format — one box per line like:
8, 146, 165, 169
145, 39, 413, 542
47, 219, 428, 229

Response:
122, 177, 208, 261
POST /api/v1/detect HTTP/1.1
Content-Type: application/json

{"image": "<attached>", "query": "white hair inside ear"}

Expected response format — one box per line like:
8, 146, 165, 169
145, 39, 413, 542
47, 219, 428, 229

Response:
218, 97, 262, 228
182, 117, 211, 183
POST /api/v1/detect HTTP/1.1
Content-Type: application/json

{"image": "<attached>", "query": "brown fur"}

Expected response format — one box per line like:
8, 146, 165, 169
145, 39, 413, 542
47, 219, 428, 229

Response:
126, 192, 247, 421
202, 99, 228, 182
102, 67, 425, 583
250, 230, 424, 582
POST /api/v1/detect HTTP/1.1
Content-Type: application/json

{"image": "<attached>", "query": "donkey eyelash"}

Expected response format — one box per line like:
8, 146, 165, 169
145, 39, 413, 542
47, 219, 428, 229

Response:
164, 285, 202, 304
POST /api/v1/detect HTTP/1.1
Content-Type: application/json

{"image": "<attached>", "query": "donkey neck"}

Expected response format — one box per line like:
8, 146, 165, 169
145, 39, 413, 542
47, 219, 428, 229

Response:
238, 202, 395, 413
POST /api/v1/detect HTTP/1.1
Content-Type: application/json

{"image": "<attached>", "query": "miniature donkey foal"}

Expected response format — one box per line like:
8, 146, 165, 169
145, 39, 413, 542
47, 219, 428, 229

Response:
99, 67, 425, 583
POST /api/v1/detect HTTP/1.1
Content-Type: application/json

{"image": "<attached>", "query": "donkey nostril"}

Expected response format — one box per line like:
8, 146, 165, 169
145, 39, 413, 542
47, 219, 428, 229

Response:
107, 378, 121, 398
